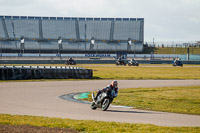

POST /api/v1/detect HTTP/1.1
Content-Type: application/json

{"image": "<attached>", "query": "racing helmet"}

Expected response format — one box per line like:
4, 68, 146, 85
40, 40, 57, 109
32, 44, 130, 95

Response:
111, 80, 118, 88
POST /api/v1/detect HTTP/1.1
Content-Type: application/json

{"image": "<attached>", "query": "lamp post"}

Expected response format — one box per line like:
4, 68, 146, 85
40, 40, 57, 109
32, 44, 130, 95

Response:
134, 42, 136, 58
128, 39, 132, 45
91, 37, 95, 45
39, 42, 41, 57
0, 42, 2, 57
20, 36, 25, 56
90, 37, 95, 51
153, 38, 155, 46
127, 38, 132, 54
58, 37, 62, 58
84, 23, 87, 52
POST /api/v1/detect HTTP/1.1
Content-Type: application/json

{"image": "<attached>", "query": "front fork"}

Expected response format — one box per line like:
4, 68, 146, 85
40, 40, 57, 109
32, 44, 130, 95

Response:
92, 93, 95, 102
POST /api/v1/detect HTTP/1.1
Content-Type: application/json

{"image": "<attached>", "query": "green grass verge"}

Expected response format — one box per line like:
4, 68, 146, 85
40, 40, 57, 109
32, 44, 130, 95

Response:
84, 86, 200, 115
0, 114, 200, 133
144, 47, 200, 54
1, 64, 200, 81
156, 47, 200, 54
81, 64, 200, 80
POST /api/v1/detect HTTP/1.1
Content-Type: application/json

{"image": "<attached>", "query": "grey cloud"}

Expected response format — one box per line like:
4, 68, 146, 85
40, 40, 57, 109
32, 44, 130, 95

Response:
0, 0, 199, 42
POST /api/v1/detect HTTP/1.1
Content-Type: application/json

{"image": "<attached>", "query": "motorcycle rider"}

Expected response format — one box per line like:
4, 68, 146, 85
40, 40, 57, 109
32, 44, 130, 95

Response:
129, 58, 135, 64
174, 58, 179, 65
94, 80, 118, 101
117, 56, 122, 63
69, 57, 74, 62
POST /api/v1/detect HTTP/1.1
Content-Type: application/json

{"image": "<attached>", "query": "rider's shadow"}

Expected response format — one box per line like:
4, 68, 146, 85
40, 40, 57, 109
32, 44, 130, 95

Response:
106, 109, 161, 114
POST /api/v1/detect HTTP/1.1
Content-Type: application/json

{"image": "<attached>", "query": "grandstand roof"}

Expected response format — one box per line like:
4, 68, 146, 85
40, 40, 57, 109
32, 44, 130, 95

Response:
0, 15, 144, 21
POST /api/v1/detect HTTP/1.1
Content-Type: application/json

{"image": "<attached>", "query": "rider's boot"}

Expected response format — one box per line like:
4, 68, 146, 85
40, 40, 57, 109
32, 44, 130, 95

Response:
94, 91, 101, 101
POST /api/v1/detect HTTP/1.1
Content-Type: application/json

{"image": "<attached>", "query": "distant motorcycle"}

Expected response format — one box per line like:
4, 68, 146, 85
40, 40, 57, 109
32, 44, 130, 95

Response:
116, 60, 126, 66
128, 59, 139, 66
172, 60, 183, 67
66, 60, 76, 65
91, 88, 115, 111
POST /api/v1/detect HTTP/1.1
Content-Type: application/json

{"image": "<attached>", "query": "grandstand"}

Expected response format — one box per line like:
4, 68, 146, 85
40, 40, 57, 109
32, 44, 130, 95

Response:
0, 16, 144, 54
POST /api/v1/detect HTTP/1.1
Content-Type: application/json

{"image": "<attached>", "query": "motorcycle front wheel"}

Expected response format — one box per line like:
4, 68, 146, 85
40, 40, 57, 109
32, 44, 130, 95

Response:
101, 98, 110, 111
91, 102, 97, 110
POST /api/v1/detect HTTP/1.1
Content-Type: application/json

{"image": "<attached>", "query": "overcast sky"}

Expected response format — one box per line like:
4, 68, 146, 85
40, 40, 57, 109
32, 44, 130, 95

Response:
0, 0, 200, 43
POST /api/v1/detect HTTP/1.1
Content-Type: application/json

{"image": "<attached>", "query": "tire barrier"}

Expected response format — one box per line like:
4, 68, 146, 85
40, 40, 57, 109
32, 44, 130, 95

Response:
0, 66, 93, 80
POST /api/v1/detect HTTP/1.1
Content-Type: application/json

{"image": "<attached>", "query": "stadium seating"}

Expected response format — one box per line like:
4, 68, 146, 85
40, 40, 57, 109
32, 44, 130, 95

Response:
0, 41, 19, 49
25, 41, 40, 50
0, 21, 6, 38
0, 16, 144, 53
5, 19, 39, 39
42, 20, 76, 39
83, 21, 111, 40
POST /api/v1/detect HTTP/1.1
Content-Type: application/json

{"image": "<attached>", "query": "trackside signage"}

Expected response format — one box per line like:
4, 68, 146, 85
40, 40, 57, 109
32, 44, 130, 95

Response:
85, 54, 112, 57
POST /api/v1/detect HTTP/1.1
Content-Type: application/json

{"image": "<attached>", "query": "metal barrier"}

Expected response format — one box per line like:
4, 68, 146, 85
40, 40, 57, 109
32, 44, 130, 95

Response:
0, 60, 200, 64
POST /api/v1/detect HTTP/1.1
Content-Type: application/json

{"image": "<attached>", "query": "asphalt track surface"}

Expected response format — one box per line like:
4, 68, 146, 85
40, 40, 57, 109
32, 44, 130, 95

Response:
0, 80, 200, 127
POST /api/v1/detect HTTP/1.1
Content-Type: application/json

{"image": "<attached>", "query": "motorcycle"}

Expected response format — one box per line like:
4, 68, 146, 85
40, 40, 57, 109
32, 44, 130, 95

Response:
172, 60, 183, 67
116, 60, 126, 66
128, 60, 139, 66
91, 88, 115, 111
66, 60, 76, 65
